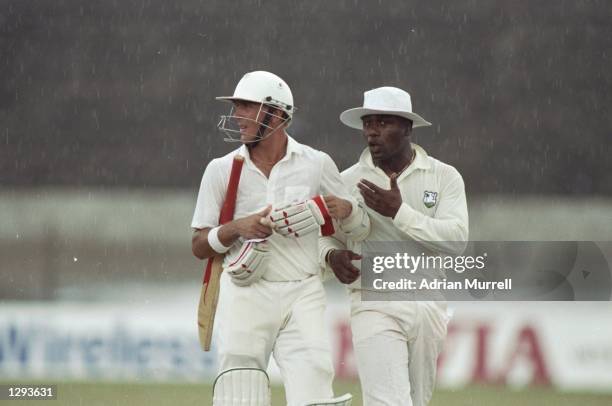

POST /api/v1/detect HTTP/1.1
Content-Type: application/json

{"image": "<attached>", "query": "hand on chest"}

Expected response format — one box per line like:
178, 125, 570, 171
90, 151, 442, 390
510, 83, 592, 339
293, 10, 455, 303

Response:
356, 173, 440, 216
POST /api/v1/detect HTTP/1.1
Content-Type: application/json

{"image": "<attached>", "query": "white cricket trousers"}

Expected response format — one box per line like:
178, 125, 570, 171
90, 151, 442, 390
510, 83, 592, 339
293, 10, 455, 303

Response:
216, 272, 334, 406
350, 291, 449, 406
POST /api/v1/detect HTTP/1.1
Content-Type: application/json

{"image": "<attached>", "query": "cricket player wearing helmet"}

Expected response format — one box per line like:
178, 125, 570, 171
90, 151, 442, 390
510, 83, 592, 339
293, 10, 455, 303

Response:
320, 87, 469, 405
191, 71, 368, 406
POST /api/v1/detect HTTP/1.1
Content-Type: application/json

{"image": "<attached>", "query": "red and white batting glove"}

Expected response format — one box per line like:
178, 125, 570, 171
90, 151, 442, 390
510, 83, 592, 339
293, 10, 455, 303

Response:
270, 196, 334, 238
225, 239, 269, 287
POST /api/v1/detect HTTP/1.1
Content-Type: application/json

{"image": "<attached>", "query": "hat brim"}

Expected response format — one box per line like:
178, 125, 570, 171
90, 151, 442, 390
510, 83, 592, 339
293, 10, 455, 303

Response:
215, 96, 257, 103
339, 107, 432, 130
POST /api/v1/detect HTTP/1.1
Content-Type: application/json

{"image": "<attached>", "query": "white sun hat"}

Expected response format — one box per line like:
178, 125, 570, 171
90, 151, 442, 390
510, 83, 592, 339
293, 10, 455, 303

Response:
340, 86, 432, 130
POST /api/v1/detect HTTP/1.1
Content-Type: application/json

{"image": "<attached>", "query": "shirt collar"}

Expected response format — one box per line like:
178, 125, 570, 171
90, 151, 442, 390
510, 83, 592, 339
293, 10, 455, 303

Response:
359, 142, 431, 178
285, 134, 304, 157
238, 133, 303, 167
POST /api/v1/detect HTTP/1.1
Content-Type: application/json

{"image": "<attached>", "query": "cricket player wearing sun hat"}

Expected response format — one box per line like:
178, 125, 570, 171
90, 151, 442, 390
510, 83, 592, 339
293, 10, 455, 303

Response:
320, 86, 469, 405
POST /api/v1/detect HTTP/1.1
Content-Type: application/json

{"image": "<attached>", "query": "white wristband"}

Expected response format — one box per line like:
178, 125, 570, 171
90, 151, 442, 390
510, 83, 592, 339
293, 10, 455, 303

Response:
208, 226, 231, 253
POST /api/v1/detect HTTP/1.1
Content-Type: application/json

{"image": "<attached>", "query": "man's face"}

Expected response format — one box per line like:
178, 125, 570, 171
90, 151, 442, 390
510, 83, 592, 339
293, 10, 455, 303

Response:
232, 100, 265, 142
361, 114, 412, 162
232, 100, 283, 142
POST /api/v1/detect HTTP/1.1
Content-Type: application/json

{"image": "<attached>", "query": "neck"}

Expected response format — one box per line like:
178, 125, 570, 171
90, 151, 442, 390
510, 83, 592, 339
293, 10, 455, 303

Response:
249, 131, 288, 165
377, 146, 414, 175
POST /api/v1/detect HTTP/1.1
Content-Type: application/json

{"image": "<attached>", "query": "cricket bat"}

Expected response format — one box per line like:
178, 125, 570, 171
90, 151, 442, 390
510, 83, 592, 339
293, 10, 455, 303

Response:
198, 154, 244, 351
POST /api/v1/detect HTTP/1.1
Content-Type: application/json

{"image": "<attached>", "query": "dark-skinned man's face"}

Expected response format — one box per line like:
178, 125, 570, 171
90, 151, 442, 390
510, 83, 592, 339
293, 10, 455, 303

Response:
361, 114, 412, 163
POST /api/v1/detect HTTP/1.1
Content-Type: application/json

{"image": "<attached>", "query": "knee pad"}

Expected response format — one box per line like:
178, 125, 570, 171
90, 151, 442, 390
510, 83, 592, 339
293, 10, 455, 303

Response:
213, 368, 271, 406
301, 393, 353, 406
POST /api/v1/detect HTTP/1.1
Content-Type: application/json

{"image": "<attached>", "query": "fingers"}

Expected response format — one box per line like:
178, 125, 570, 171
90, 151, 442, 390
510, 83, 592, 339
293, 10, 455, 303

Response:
253, 223, 273, 239
258, 205, 273, 217
322, 196, 351, 220
358, 184, 377, 210
334, 263, 360, 284
360, 177, 399, 194
357, 181, 380, 202
336, 272, 357, 284
345, 262, 361, 275
348, 251, 363, 261
242, 223, 272, 239
255, 205, 274, 236
236, 211, 273, 239
329, 250, 361, 284
322, 197, 339, 215
357, 182, 376, 200
322, 195, 337, 208
359, 179, 382, 193
259, 216, 276, 229
322, 195, 333, 203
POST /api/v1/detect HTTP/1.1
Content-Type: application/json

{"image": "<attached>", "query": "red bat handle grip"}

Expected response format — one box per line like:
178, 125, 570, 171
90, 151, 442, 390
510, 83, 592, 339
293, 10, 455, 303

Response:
203, 155, 244, 285
219, 155, 245, 225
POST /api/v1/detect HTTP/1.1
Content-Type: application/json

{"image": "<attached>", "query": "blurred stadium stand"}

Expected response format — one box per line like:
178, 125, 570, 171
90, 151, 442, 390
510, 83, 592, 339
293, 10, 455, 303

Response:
1, 190, 611, 300
1, 0, 611, 194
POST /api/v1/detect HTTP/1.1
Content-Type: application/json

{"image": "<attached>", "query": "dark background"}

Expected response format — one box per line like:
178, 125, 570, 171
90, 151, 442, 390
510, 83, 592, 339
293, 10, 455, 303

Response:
2, 0, 611, 195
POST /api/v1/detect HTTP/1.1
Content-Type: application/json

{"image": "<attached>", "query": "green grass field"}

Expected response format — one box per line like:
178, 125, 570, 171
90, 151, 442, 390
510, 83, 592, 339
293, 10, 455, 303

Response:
2, 381, 612, 405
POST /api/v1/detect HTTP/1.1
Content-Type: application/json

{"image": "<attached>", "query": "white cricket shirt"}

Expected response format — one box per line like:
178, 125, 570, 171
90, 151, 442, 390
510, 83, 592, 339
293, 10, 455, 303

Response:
192, 135, 366, 281
320, 143, 469, 289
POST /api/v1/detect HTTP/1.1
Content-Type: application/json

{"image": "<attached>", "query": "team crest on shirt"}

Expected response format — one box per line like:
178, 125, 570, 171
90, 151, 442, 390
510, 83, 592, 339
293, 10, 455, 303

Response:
423, 191, 438, 208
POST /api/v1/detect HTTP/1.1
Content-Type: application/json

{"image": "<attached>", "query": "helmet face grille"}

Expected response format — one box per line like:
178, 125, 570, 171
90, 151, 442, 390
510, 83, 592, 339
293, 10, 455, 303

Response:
217, 104, 290, 144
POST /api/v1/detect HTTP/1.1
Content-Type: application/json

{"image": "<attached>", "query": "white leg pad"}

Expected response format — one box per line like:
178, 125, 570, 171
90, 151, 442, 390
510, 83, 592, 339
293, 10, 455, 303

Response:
213, 368, 271, 406
301, 393, 353, 406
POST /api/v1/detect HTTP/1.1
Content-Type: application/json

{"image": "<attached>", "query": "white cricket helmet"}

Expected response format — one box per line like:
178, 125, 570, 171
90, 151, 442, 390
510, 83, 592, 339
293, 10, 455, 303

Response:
216, 71, 295, 143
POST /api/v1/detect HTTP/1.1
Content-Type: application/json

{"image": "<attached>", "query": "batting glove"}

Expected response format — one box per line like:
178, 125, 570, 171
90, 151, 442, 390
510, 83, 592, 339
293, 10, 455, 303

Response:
270, 196, 333, 238
225, 239, 269, 287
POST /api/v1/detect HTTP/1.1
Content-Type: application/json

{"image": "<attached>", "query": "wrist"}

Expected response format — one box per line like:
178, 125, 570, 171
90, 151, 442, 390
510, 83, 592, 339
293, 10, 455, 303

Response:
325, 249, 337, 264
208, 226, 231, 253
218, 222, 240, 246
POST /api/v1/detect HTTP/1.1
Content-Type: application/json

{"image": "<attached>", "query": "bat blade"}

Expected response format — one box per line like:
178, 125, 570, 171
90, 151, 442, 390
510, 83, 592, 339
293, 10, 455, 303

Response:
197, 155, 244, 351
197, 255, 223, 351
